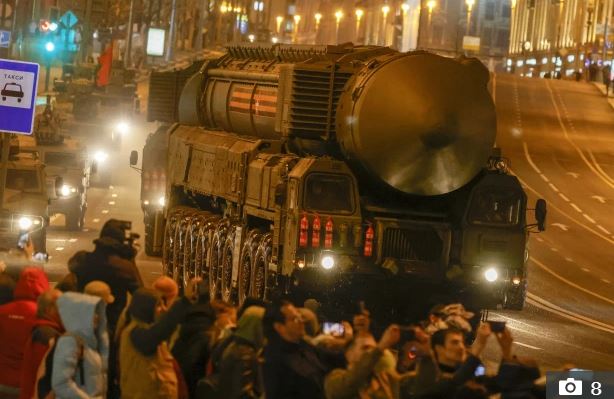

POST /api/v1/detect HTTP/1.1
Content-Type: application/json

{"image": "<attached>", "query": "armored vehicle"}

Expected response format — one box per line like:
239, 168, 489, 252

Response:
0, 158, 51, 254
137, 44, 546, 312
15, 104, 90, 230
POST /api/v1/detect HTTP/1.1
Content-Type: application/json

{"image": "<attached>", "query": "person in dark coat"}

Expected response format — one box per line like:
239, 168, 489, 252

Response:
69, 219, 143, 399
262, 299, 345, 399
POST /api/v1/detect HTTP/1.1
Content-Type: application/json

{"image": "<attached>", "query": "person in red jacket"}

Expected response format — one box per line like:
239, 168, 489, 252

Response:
0, 267, 49, 396
18, 288, 63, 399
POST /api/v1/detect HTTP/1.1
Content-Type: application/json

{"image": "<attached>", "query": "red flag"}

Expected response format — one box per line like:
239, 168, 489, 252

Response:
97, 41, 113, 87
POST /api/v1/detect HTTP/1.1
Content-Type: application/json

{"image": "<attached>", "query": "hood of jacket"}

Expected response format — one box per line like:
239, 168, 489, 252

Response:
57, 292, 109, 355
93, 237, 136, 260
233, 306, 265, 348
14, 267, 49, 301
127, 288, 160, 324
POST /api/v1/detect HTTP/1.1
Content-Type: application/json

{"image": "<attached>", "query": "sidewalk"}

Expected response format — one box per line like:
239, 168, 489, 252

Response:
592, 81, 614, 110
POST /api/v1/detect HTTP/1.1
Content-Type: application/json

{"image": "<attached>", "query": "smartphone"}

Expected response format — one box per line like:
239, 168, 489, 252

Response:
488, 320, 506, 333
323, 322, 345, 337
474, 365, 486, 377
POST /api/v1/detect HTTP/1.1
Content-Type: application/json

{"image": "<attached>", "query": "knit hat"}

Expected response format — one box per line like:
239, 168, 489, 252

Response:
128, 288, 160, 324
84, 280, 115, 304
99, 219, 127, 243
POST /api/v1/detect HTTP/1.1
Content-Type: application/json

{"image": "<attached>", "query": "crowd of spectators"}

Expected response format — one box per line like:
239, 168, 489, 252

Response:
0, 219, 554, 399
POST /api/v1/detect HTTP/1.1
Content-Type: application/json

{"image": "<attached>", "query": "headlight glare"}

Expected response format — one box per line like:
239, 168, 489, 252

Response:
18, 217, 33, 230
60, 184, 73, 197
116, 121, 129, 135
94, 151, 108, 163
321, 255, 335, 270
158, 196, 165, 207
484, 267, 498, 283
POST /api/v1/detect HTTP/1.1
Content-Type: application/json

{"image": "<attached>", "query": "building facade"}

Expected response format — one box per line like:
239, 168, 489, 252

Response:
507, 0, 614, 77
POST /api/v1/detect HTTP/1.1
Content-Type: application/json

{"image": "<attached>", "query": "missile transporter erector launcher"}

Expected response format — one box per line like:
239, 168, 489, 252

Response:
148, 44, 546, 311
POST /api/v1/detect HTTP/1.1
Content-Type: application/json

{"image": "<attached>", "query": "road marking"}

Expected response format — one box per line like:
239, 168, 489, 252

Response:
55, 247, 64, 251
108, 201, 116, 205
550, 247, 558, 252
565, 257, 573, 262
566, 172, 579, 179
559, 193, 570, 202
591, 195, 606, 204
109, 185, 114, 190
588, 150, 614, 186
581, 267, 591, 272
583, 214, 596, 224
68, 238, 77, 243
490, 312, 536, 329
48, 238, 67, 242
112, 193, 118, 198
93, 218, 100, 223
570, 203, 582, 212
514, 342, 543, 351
102, 210, 109, 214
545, 80, 614, 190
536, 237, 544, 242
597, 225, 611, 235
548, 183, 559, 192
527, 292, 614, 334
539, 174, 549, 182
551, 223, 569, 231
531, 256, 614, 305
602, 278, 611, 284
522, 142, 542, 174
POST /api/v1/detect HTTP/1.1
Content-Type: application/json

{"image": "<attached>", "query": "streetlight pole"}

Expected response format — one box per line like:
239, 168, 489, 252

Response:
355, 8, 364, 44
335, 10, 343, 44
381, 5, 390, 46
293, 14, 301, 43
401, 3, 409, 51
276, 15, 283, 39
427, 0, 436, 45
465, 0, 474, 36
315, 12, 322, 43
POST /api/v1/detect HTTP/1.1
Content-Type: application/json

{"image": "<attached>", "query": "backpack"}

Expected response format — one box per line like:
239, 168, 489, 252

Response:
34, 333, 85, 399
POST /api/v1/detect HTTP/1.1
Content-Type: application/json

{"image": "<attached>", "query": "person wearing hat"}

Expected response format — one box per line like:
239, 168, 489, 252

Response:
85, 280, 115, 304
153, 276, 179, 312
68, 219, 143, 399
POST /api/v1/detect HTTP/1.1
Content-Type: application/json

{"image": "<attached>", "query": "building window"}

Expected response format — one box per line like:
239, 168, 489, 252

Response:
485, 2, 495, 20
482, 27, 492, 46
502, 3, 511, 18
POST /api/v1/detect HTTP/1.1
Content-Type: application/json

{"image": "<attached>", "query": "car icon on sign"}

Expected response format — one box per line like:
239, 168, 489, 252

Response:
2, 82, 24, 102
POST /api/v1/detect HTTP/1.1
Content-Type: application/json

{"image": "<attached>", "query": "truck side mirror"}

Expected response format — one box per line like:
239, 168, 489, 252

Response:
54, 176, 64, 197
274, 183, 287, 206
535, 199, 547, 232
130, 150, 138, 166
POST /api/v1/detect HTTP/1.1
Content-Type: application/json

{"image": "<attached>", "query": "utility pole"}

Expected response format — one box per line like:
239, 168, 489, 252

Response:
0, 134, 11, 211
125, 0, 135, 67
166, 0, 178, 62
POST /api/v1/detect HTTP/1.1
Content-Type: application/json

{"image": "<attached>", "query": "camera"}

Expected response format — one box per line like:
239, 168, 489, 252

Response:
487, 320, 506, 333
558, 378, 582, 395
322, 322, 345, 337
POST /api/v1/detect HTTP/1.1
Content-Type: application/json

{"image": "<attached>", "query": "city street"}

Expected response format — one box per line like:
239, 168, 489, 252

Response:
34, 73, 614, 371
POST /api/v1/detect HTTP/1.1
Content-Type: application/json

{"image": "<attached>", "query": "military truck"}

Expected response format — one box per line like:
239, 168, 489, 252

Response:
136, 44, 546, 311
15, 103, 90, 230
0, 157, 52, 254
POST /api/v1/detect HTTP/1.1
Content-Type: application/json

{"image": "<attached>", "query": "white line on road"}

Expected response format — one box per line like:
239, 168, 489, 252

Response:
540, 174, 549, 183
112, 194, 118, 198
514, 342, 543, 351
581, 267, 591, 272
602, 279, 611, 284
55, 247, 64, 251
570, 203, 582, 212
592, 195, 606, 204
551, 223, 569, 231
550, 247, 559, 252
583, 214, 596, 224
531, 256, 614, 305
68, 238, 77, 243
558, 193, 570, 202
102, 210, 109, 214
93, 218, 100, 223
536, 237, 544, 242
109, 201, 116, 205
548, 183, 559, 192
522, 142, 542, 174
597, 225, 611, 235
565, 257, 573, 262
566, 172, 579, 179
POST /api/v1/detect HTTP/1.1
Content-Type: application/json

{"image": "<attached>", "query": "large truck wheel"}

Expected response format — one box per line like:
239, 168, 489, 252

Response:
65, 208, 84, 231
503, 284, 527, 310
144, 212, 161, 257
208, 220, 229, 301
252, 234, 273, 301
237, 231, 261, 308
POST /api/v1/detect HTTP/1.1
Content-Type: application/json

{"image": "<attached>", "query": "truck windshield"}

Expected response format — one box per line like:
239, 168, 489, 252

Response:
45, 152, 80, 168
304, 173, 355, 214
6, 169, 40, 191
468, 187, 521, 226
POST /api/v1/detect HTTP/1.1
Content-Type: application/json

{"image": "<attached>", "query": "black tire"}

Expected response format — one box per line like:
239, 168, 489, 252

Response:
237, 231, 261, 308
221, 235, 235, 303
208, 221, 229, 301
182, 218, 200, 292
194, 216, 217, 282
252, 234, 273, 300
503, 284, 527, 310
65, 209, 83, 231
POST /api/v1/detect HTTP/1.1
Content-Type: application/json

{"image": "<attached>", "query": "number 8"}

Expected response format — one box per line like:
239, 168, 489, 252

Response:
591, 382, 602, 396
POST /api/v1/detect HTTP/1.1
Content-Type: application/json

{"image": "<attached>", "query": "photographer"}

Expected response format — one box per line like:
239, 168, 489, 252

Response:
69, 219, 143, 333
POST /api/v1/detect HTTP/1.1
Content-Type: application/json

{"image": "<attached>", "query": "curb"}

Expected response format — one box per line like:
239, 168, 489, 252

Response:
591, 82, 614, 109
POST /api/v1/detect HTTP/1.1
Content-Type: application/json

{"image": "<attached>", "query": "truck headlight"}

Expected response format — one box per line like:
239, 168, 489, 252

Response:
158, 196, 165, 207
116, 121, 130, 135
94, 150, 108, 163
484, 267, 498, 283
60, 184, 77, 197
18, 217, 33, 230
321, 255, 335, 270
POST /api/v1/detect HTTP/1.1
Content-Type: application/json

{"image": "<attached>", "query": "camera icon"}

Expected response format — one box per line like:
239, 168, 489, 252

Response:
559, 378, 583, 395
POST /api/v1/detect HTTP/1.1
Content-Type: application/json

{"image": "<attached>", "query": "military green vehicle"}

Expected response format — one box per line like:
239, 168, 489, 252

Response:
15, 104, 90, 230
0, 158, 52, 254
137, 44, 547, 312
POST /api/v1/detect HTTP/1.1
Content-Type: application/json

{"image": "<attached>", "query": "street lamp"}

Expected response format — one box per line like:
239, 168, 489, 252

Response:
401, 3, 410, 14
293, 14, 301, 43
465, 0, 475, 35
335, 10, 344, 43
276, 15, 284, 35
427, 0, 436, 26
381, 5, 390, 46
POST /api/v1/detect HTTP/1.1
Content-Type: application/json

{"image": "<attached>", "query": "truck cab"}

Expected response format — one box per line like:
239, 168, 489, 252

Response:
0, 158, 50, 254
